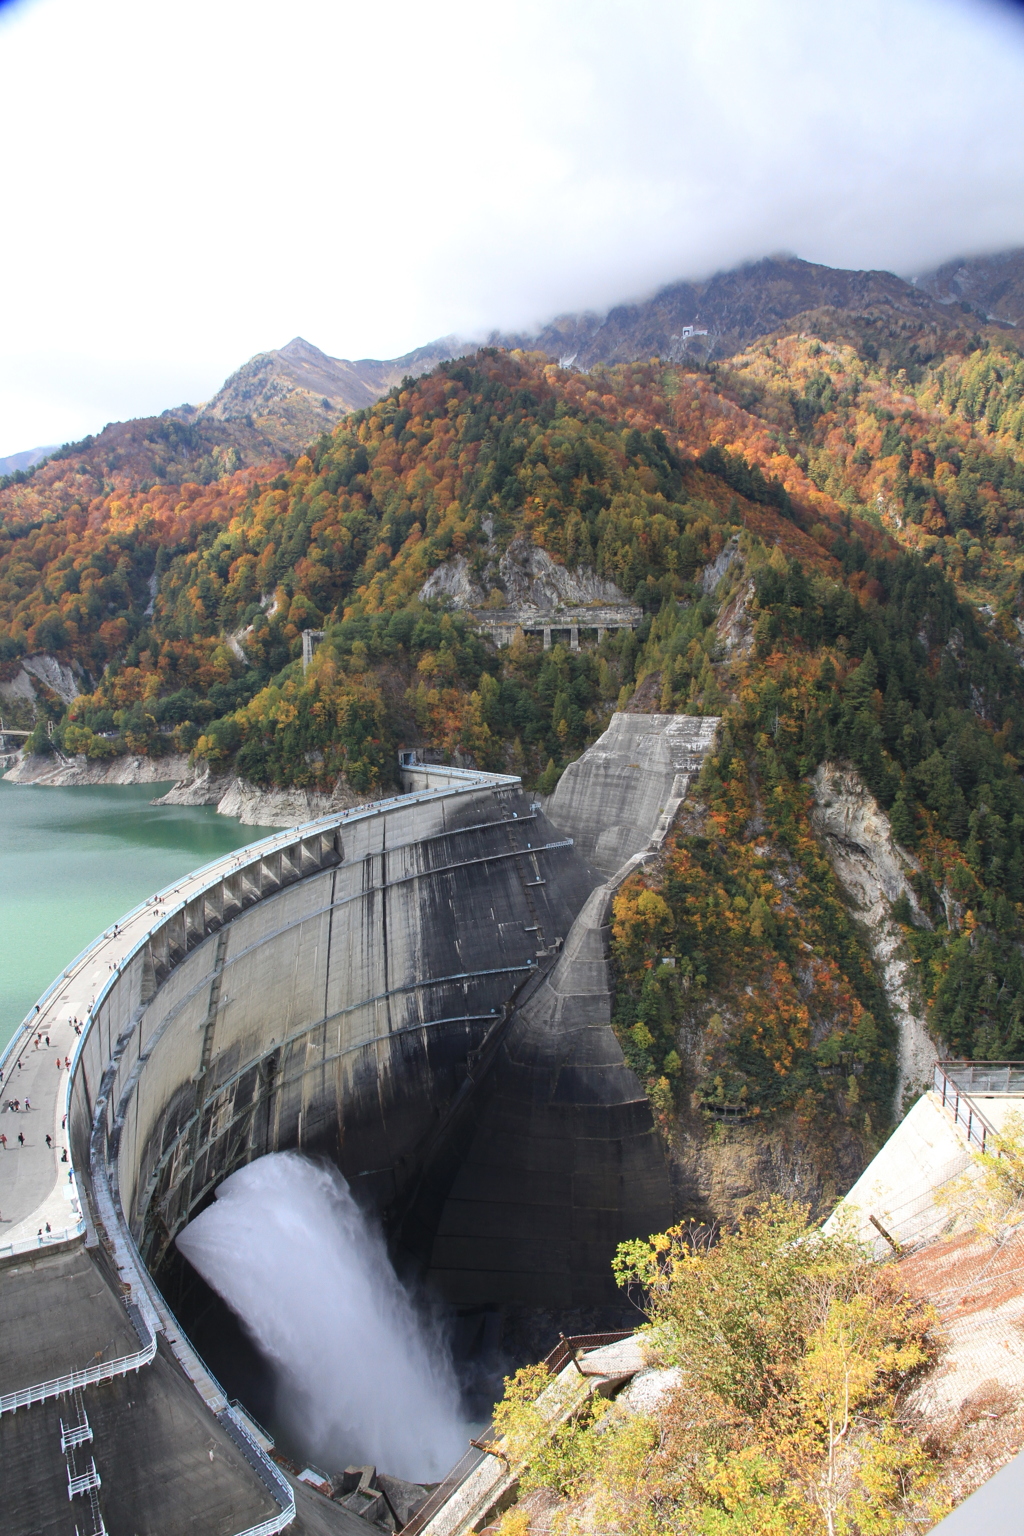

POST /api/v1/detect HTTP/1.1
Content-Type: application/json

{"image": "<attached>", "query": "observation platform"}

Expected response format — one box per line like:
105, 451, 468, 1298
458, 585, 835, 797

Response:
826, 1060, 1024, 1257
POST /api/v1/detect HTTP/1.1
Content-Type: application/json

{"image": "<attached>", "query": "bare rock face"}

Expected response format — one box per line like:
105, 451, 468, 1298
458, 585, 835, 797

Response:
418, 536, 630, 616
212, 777, 368, 828
0, 652, 82, 713
153, 766, 370, 827
418, 553, 486, 608
701, 535, 741, 595
3, 751, 190, 786
715, 579, 755, 656
150, 763, 231, 807
668, 1113, 862, 1233
810, 762, 938, 1111
496, 537, 627, 613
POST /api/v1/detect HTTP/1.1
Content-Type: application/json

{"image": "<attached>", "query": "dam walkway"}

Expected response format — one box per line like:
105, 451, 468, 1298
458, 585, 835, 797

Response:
0, 768, 520, 1258
0, 821, 347, 1256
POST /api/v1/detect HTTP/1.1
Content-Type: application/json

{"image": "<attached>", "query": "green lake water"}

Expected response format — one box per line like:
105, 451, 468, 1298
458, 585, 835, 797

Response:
0, 780, 275, 1052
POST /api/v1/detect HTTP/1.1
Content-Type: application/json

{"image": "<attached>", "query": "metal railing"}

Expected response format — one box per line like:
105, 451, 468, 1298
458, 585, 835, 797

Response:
0, 1330, 157, 1415
542, 1330, 633, 1374
0, 1221, 86, 1261
933, 1062, 999, 1153
936, 1059, 1024, 1097
399, 1331, 636, 1535
67, 1457, 101, 1498
398, 1441, 490, 1536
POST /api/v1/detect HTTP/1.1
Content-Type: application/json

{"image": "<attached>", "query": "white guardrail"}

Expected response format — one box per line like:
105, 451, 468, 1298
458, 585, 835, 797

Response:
0, 1222, 85, 1261
0, 1308, 156, 1413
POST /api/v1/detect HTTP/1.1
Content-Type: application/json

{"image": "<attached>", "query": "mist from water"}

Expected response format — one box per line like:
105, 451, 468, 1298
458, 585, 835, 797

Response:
176, 1151, 469, 1481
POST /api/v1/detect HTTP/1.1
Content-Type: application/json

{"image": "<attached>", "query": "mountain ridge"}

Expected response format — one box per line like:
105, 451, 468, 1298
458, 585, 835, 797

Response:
181, 333, 472, 448
4, 248, 1021, 510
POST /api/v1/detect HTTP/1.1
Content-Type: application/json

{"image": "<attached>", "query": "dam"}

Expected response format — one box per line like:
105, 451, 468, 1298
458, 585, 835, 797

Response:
0, 713, 718, 1536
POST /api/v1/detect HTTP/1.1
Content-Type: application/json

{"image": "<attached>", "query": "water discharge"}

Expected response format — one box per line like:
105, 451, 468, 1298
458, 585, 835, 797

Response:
176, 1151, 469, 1481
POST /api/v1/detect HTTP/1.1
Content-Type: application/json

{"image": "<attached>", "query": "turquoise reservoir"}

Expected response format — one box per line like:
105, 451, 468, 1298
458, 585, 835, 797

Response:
0, 780, 275, 1052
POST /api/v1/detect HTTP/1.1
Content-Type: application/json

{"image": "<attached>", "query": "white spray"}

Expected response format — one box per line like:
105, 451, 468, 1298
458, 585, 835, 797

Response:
176, 1151, 469, 1481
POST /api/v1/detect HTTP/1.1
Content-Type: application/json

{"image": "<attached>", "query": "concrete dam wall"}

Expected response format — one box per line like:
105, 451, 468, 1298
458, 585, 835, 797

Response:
1, 714, 718, 1536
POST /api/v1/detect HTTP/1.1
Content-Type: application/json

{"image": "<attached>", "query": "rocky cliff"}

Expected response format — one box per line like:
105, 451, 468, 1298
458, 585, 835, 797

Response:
152, 764, 369, 827
810, 762, 938, 1113
420, 534, 630, 615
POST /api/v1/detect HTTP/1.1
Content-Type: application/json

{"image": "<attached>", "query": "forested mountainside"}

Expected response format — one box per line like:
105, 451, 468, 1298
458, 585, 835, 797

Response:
0, 339, 472, 503
6, 312, 1024, 1178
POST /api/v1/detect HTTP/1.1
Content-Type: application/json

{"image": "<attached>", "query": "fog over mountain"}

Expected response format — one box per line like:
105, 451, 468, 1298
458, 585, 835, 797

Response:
5, 248, 1018, 474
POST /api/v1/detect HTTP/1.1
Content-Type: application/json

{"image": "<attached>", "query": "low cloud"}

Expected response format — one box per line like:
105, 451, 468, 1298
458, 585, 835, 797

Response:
1, 0, 1023, 453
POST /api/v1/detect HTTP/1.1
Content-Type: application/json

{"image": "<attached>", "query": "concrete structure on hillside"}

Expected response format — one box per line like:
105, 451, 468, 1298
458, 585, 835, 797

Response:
0, 715, 720, 1536
470, 603, 642, 650
545, 712, 719, 878
826, 1060, 1024, 1258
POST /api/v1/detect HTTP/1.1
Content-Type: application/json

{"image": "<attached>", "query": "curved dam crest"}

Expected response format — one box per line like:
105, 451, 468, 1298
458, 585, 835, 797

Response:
0, 713, 719, 1536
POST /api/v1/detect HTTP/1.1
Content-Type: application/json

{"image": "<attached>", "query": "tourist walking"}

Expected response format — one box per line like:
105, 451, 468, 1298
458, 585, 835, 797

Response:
45, 1134, 52, 1148
17, 1132, 24, 1146
0, 1133, 6, 1149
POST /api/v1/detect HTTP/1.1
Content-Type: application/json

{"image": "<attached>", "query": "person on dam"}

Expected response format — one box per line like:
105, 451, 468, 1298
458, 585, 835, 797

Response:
17, 1132, 24, 1146
0, 1133, 7, 1150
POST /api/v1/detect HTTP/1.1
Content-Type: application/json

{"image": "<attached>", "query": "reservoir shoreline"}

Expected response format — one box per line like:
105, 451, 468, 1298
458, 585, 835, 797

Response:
0, 779, 275, 1052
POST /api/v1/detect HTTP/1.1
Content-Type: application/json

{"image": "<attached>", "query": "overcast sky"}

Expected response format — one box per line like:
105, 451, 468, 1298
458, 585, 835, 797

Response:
1, 0, 1024, 458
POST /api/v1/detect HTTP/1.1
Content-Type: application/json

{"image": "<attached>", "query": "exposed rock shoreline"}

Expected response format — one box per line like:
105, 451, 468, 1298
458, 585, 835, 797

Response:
3, 751, 191, 787
152, 764, 368, 826
2, 752, 369, 828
